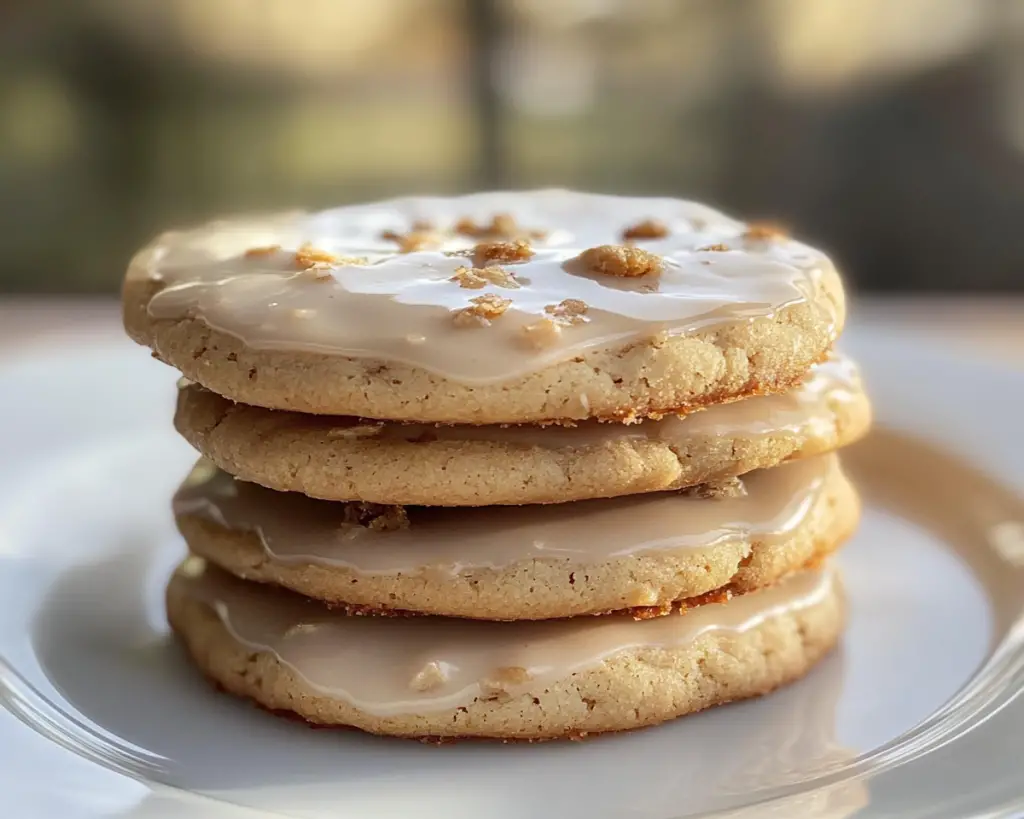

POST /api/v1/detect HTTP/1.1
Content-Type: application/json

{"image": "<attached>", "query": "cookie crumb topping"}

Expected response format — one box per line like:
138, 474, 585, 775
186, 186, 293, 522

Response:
743, 222, 786, 241
294, 247, 367, 277
521, 317, 563, 348
473, 238, 534, 267
578, 244, 663, 278
454, 214, 547, 241
622, 219, 669, 241
681, 476, 748, 500
450, 265, 521, 290
342, 502, 410, 532
454, 213, 517, 239
697, 243, 729, 252
544, 298, 589, 325
295, 245, 340, 267
409, 661, 448, 692
244, 245, 281, 257
453, 293, 513, 327
380, 229, 439, 253
481, 666, 532, 695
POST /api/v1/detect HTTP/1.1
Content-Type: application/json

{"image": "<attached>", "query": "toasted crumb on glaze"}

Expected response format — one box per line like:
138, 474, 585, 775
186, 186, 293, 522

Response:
381, 229, 440, 253
743, 222, 787, 241
341, 502, 409, 532
473, 238, 534, 267
453, 293, 513, 327
454, 214, 547, 241
622, 219, 668, 241
295, 246, 341, 267
245, 245, 282, 257
544, 298, 589, 325
450, 266, 521, 290
577, 245, 663, 278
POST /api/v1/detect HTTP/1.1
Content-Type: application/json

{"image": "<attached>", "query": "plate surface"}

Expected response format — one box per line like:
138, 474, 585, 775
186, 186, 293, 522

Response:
1, 326, 1022, 819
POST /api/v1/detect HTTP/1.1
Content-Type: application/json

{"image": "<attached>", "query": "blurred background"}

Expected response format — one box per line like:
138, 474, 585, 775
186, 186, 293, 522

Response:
0, 0, 1022, 294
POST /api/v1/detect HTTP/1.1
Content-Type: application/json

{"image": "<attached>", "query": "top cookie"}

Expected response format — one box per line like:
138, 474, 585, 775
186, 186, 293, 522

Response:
124, 190, 845, 423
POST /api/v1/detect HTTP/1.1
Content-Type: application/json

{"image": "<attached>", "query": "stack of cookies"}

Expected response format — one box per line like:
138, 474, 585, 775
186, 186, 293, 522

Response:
123, 190, 870, 740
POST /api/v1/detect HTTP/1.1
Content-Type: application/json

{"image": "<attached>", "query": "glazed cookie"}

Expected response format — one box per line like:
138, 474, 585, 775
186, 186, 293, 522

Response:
167, 557, 844, 740
174, 354, 870, 506
174, 454, 858, 620
124, 190, 845, 423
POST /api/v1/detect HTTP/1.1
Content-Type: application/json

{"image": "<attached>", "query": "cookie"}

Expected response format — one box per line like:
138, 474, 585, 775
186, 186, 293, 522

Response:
124, 190, 845, 423
174, 354, 869, 506
174, 453, 858, 620
167, 557, 844, 740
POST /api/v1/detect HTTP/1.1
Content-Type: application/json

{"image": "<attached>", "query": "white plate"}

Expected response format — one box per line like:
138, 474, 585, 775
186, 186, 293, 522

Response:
1, 326, 1022, 819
